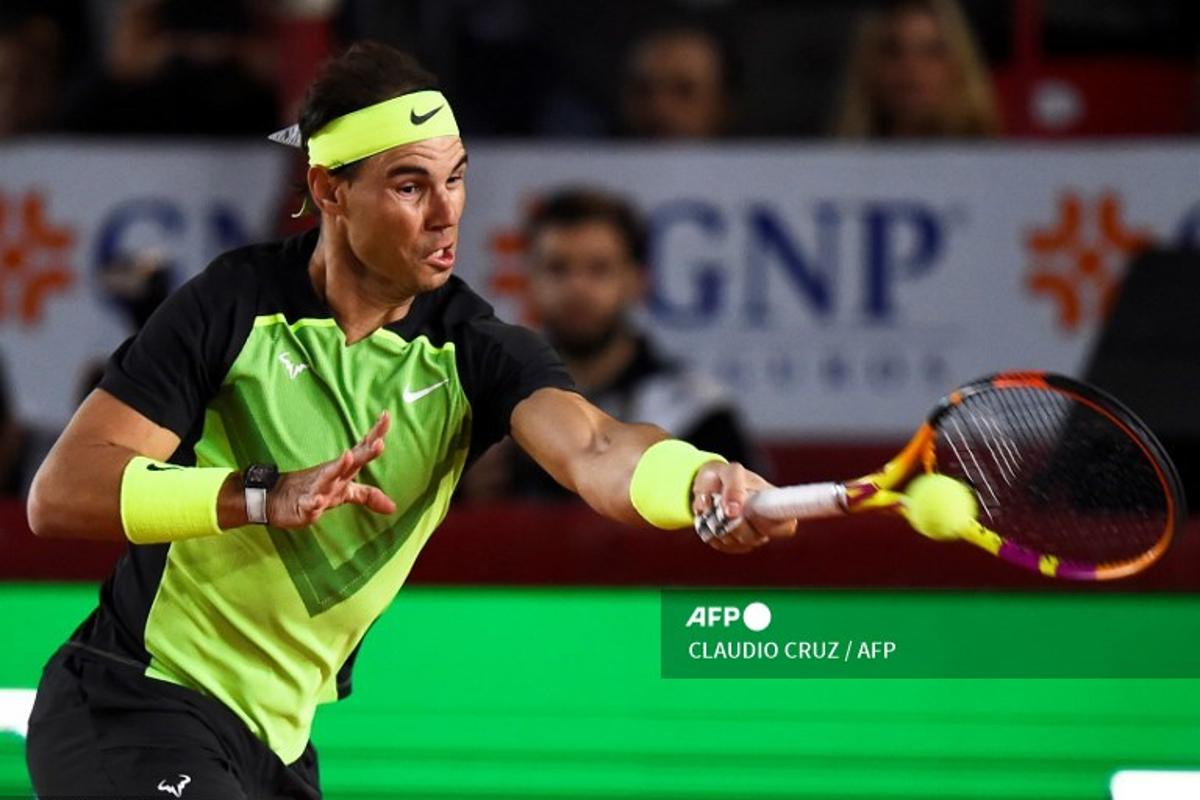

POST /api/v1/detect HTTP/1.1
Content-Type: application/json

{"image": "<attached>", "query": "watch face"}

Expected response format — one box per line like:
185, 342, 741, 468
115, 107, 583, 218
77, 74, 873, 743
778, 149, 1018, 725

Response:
245, 463, 279, 489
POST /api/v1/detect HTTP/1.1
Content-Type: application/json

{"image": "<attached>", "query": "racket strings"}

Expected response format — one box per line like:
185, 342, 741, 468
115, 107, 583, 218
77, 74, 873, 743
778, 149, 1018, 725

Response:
933, 385, 1169, 565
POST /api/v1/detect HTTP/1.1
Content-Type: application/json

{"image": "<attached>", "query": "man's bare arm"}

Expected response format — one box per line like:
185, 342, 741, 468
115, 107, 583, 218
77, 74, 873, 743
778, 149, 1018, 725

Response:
28, 389, 396, 541
510, 388, 796, 552
28, 390, 184, 540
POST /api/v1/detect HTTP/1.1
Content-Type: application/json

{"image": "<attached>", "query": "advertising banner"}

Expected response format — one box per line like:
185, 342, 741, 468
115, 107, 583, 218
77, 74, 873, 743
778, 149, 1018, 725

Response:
0, 141, 289, 428
457, 144, 1200, 436
3, 142, 1197, 437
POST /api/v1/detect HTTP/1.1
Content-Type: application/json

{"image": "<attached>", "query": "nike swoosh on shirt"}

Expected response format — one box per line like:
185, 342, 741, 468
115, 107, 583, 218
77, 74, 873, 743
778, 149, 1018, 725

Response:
402, 379, 449, 403
409, 105, 444, 125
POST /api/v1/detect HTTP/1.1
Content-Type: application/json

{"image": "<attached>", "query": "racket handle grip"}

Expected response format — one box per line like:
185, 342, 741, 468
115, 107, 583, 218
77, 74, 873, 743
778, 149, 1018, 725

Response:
747, 482, 846, 520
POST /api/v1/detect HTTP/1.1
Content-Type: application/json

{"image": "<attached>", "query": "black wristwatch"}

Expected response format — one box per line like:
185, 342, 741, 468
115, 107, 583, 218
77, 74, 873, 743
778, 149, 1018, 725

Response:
243, 463, 279, 525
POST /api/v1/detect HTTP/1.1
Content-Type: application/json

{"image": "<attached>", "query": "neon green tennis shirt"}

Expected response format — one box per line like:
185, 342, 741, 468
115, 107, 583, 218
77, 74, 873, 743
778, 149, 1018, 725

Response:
69, 229, 572, 763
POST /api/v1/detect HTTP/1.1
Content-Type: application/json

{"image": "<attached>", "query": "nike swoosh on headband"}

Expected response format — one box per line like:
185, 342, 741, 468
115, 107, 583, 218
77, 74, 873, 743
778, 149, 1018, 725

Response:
409, 105, 444, 125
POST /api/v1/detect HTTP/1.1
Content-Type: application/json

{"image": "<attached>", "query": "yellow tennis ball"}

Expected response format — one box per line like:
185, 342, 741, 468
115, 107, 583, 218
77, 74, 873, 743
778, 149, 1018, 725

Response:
904, 474, 978, 541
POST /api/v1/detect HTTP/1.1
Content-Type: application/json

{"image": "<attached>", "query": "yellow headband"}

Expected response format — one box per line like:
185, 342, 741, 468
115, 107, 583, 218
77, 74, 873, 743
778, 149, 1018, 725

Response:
306, 90, 459, 169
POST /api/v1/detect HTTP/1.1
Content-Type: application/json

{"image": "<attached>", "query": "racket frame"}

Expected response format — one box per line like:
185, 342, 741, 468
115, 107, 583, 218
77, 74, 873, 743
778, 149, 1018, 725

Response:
720, 371, 1185, 581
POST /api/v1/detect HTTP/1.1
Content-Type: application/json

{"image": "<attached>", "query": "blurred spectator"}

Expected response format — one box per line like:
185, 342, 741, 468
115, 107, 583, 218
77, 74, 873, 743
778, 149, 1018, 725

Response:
0, 238, 166, 497
336, 0, 599, 136
0, 353, 56, 498
832, 0, 1000, 139
97, 246, 174, 331
621, 21, 741, 139
0, 1, 85, 136
58, 0, 278, 136
73, 243, 176, 403
460, 187, 760, 502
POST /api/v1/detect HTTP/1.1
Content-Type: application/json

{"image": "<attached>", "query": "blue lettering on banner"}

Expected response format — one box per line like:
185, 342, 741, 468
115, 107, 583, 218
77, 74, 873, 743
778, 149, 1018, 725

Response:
92, 199, 251, 292
647, 200, 726, 327
648, 197, 957, 330
1175, 202, 1200, 249
863, 201, 944, 318
745, 201, 839, 324
94, 198, 185, 274
207, 203, 251, 254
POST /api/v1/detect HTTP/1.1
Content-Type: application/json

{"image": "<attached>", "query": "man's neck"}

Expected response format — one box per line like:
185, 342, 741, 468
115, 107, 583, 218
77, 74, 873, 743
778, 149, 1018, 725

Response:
564, 331, 639, 394
309, 231, 414, 345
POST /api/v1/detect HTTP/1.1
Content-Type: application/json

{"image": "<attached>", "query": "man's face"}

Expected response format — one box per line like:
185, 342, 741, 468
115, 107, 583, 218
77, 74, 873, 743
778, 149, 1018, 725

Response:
623, 32, 728, 139
527, 221, 643, 358
326, 136, 468, 300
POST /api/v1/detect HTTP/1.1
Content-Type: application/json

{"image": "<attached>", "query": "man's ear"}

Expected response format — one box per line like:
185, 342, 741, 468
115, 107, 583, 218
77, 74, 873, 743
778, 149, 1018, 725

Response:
307, 166, 341, 217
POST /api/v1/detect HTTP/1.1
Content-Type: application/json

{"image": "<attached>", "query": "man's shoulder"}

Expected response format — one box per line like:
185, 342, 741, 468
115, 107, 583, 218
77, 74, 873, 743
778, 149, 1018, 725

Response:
201, 230, 315, 284
178, 230, 317, 314
409, 275, 516, 346
424, 275, 496, 323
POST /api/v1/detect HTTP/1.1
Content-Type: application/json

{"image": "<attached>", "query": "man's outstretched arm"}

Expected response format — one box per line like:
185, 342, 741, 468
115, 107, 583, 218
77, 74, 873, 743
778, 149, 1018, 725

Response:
28, 389, 395, 541
510, 388, 796, 553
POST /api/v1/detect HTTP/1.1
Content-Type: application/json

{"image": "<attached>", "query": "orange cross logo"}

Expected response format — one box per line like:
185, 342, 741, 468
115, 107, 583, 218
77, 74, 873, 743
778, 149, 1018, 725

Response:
488, 228, 529, 308
486, 196, 539, 325
1025, 191, 1151, 332
0, 190, 75, 325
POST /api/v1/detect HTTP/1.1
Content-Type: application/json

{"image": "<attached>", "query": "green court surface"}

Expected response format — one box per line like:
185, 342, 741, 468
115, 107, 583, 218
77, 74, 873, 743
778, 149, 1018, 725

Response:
2, 584, 1199, 799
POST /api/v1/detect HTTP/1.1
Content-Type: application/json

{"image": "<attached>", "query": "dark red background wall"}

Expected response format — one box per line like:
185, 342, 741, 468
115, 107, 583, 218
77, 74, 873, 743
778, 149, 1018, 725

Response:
3, 442, 1195, 591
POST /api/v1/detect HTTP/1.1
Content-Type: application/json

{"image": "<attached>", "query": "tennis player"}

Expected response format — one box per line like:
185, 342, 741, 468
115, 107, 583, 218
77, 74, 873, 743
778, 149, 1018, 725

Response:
24, 42, 794, 799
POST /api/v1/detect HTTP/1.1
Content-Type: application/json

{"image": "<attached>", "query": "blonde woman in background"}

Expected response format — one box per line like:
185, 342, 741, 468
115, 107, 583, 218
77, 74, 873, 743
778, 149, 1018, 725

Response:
833, 0, 1000, 138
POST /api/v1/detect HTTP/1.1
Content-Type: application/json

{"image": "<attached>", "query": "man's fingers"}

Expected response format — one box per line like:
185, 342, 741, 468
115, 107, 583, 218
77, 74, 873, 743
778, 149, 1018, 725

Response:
349, 432, 386, 475
691, 464, 722, 493
372, 410, 391, 439
717, 466, 747, 519
747, 514, 798, 540
333, 413, 391, 483
325, 450, 356, 483
332, 481, 397, 515
705, 534, 764, 555
299, 492, 329, 519
347, 439, 384, 474
692, 462, 797, 553
692, 462, 747, 520
359, 411, 391, 449
357, 484, 397, 515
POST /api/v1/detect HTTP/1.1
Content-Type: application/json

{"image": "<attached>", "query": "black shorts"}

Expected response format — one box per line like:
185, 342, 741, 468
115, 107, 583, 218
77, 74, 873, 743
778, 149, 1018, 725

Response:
26, 646, 321, 800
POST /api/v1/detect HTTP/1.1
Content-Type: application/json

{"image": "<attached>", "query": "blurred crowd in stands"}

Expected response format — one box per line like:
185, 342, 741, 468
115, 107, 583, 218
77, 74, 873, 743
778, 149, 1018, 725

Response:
1, 0, 1197, 142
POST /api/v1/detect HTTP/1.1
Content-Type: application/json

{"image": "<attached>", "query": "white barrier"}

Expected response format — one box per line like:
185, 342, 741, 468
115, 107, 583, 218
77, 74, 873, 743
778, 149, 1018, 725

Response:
1111, 769, 1200, 799
0, 688, 35, 738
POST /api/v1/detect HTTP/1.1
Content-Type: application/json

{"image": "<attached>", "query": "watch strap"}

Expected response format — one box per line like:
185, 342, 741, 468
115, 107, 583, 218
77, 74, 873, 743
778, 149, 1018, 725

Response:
243, 463, 278, 525
245, 485, 269, 525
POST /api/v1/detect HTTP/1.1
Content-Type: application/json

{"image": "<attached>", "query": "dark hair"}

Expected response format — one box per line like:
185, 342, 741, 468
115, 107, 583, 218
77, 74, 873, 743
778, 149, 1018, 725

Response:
298, 40, 440, 173
525, 188, 649, 268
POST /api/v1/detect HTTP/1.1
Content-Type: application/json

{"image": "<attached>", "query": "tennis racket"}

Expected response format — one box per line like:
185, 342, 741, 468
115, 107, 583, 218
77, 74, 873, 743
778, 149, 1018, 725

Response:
696, 372, 1186, 580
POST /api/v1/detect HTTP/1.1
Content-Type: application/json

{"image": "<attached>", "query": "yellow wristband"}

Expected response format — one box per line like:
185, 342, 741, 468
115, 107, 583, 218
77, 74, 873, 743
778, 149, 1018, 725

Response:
119, 456, 234, 544
629, 440, 727, 529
